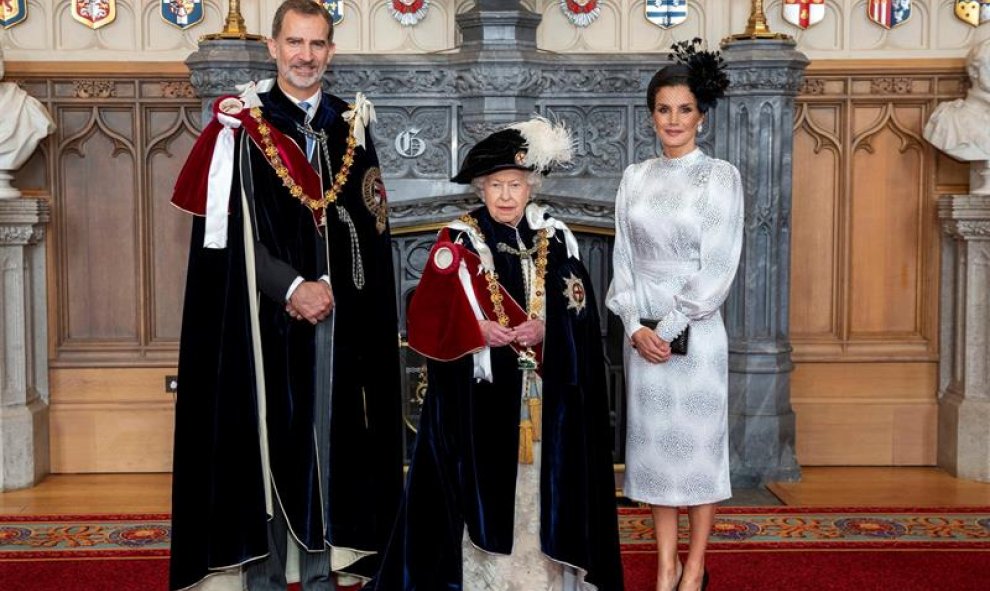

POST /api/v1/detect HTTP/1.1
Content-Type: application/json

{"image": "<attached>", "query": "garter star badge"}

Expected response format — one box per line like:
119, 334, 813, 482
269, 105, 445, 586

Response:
1, 0, 28, 29
161, 0, 203, 30
562, 273, 586, 313
783, 0, 825, 30
646, 0, 688, 30
560, 0, 600, 28
954, 0, 990, 26
362, 167, 389, 235
72, 0, 116, 29
320, 1, 344, 26
867, 0, 912, 29
390, 0, 429, 26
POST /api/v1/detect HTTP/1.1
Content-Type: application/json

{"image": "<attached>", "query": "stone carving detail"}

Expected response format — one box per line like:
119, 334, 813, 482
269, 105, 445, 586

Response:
456, 66, 544, 95
729, 68, 805, 93
633, 105, 659, 164
943, 220, 990, 239
161, 81, 197, 98
539, 69, 645, 94
871, 77, 913, 94
0, 225, 44, 245
546, 106, 626, 177
800, 79, 826, 96
73, 80, 115, 99
329, 65, 651, 97
390, 195, 479, 223
372, 107, 451, 179
188, 69, 275, 98
748, 203, 779, 234
329, 69, 458, 96
538, 198, 614, 224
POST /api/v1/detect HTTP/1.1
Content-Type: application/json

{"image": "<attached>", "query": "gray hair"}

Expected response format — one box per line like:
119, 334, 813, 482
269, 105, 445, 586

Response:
471, 171, 543, 198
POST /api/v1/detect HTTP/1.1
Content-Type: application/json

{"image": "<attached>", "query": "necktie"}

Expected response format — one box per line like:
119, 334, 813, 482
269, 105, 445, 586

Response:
298, 101, 315, 163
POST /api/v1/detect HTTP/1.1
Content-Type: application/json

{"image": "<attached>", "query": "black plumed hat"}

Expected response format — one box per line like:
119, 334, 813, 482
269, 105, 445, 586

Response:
452, 117, 573, 184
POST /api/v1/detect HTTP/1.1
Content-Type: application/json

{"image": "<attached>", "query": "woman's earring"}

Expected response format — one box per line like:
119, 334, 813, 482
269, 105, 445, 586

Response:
697, 123, 704, 134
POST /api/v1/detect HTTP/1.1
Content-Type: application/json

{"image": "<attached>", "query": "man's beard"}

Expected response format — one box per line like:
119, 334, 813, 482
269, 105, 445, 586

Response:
281, 61, 327, 91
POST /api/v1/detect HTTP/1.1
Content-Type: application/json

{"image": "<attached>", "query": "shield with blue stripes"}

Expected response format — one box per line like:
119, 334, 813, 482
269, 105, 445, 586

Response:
646, 0, 688, 29
867, 0, 912, 29
1, 0, 28, 29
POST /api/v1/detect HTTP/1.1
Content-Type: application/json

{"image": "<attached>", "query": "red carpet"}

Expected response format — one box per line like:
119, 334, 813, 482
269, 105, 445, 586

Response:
622, 550, 989, 591
1, 509, 988, 590
0, 557, 168, 591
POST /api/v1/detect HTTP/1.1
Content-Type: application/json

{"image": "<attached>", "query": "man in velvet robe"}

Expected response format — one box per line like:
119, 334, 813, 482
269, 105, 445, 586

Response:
369, 121, 623, 590
168, 2, 402, 589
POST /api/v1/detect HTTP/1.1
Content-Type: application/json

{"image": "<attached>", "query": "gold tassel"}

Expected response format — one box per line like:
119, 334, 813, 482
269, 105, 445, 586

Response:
518, 419, 534, 464
526, 397, 542, 442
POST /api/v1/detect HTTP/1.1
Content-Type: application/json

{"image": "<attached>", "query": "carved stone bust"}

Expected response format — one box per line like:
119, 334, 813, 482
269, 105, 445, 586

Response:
0, 47, 57, 198
924, 39, 990, 194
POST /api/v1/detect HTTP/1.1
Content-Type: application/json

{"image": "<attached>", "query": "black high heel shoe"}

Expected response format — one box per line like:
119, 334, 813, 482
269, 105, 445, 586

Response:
700, 568, 709, 591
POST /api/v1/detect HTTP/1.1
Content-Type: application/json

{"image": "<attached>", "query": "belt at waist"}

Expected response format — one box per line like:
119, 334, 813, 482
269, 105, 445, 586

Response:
638, 259, 700, 274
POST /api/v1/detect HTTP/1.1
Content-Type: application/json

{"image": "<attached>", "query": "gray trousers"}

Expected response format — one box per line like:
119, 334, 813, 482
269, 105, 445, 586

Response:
246, 315, 335, 591
244, 501, 334, 591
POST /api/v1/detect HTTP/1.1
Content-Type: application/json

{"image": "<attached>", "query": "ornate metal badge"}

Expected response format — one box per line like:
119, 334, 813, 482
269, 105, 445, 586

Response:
562, 273, 587, 313
362, 167, 389, 234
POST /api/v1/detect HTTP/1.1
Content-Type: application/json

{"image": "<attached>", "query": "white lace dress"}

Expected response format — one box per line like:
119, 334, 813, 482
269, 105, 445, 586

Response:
606, 148, 743, 507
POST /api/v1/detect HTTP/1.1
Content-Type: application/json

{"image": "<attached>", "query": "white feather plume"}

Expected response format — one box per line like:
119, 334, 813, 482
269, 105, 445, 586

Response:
507, 117, 574, 173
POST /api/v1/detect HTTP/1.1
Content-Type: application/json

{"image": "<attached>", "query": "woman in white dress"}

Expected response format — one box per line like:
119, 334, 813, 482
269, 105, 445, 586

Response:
606, 40, 741, 591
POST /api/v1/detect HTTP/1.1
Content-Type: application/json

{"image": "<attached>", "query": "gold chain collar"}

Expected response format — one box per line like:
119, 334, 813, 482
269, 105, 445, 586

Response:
250, 106, 358, 211
458, 214, 549, 326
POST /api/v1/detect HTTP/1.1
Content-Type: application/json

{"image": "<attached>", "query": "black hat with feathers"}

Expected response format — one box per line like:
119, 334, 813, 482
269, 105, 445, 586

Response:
653, 38, 729, 113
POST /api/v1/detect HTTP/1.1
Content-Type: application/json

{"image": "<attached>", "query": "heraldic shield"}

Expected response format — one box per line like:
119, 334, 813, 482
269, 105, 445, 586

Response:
321, 1, 344, 26
955, 0, 990, 26
646, 0, 688, 29
161, 0, 204, 30
867, 0, 912, 29
1, 0, 28, 29
783, 0, 825, 30
72, 0, 116, 29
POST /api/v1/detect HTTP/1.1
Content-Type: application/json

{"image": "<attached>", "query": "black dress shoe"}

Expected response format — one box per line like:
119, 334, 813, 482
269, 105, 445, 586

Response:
701, 568, 709, 591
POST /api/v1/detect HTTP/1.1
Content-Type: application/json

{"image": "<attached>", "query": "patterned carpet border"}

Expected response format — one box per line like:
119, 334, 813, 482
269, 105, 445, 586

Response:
618, 506, 990, 551
3, 508, 989, 559
0, 514, 171, 560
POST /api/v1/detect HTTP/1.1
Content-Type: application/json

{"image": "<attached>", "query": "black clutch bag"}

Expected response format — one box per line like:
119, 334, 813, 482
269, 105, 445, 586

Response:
640, 319, 690, 355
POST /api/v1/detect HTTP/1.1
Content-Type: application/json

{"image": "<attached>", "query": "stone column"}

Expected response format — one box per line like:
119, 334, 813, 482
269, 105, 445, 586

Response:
454, 0, 543, 149
718, 38, 808, 487
938, 195, 990, 482
185, 39, 275, 124
0, 198, 50, 491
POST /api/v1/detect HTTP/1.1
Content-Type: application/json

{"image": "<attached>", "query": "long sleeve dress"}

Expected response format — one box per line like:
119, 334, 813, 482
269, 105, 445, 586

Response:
606, 148, 743, 507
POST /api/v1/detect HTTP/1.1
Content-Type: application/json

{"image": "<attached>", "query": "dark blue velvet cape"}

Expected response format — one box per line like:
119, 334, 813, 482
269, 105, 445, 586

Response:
369, 207, 624, 591
169, 85, 403, 590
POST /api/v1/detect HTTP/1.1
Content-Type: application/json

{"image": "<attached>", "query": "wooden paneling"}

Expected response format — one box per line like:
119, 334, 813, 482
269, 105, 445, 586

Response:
9, 66, 198, 473
48, 368, 175, 473
791, 62, 965, 465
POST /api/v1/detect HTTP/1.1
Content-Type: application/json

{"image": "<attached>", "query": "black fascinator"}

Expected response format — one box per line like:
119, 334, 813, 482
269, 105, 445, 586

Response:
667, 38, 729, 112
